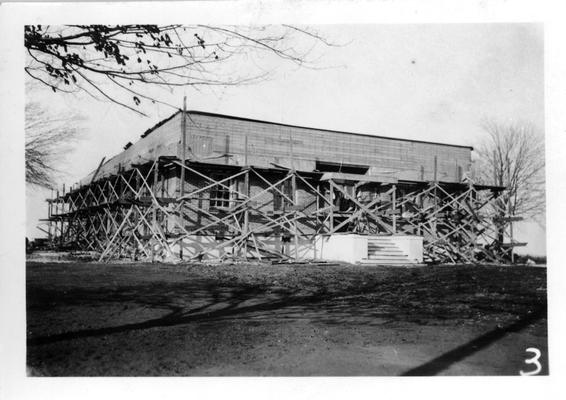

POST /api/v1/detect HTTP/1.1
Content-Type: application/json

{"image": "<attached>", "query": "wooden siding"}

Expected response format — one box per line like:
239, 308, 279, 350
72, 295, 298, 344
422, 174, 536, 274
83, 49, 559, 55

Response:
82, 111, 472, 184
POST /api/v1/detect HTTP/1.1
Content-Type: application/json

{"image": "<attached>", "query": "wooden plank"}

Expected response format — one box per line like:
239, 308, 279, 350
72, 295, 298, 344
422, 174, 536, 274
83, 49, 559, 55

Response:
494, 216, 524, 222
90, 157, 106, 184
385, 209, 401, 215
501, 242, 528, 247
320, 172, 398, 184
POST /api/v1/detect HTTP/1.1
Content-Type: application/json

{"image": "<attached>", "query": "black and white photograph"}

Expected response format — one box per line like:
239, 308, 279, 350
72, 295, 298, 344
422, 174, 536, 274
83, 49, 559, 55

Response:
1, 0, 565, 398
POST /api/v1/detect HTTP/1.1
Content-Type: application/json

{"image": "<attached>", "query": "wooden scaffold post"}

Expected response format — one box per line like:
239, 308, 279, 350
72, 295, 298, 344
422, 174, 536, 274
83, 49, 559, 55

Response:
179, 96, 187, 260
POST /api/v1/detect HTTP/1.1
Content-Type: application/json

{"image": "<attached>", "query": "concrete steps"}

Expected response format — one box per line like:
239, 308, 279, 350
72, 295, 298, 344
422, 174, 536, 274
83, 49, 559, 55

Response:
361, 237, 412, 265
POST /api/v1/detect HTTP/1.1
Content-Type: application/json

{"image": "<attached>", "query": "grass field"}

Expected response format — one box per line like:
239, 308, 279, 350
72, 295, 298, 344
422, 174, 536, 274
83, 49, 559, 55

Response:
26, 261, 548, 376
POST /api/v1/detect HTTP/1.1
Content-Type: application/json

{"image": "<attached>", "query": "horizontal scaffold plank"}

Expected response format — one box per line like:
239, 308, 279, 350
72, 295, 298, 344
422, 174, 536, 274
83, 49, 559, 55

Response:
494, 216, 524, 222
320, 172, 398, 184
137, 196, 177, 205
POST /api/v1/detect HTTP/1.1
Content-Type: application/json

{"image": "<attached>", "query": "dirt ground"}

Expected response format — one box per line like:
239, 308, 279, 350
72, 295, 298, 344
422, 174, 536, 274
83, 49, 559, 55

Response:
26, 261, 548, 376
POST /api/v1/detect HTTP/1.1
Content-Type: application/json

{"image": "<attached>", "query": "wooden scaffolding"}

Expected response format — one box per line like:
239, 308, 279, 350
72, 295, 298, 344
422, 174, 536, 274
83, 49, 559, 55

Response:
43, 156, 522, 264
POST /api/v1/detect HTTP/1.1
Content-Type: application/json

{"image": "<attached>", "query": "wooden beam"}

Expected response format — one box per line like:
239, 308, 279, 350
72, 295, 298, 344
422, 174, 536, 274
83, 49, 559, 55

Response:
292, 171, 298, 260
90, 157, 106, 185
392, 184, 397, 233
320, 172, 398, 184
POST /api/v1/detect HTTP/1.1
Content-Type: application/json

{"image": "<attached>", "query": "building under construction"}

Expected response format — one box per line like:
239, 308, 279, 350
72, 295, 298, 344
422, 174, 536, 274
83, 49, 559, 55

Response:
43, 108, 522, 264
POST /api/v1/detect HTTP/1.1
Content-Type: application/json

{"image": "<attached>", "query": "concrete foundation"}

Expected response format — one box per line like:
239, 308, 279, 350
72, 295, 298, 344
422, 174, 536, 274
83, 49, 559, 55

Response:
169, 234, 423, 265
315, 234, 423, 264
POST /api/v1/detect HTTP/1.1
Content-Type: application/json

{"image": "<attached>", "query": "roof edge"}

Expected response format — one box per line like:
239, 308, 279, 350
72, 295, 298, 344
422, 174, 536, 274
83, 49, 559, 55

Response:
140, 109, 182, 139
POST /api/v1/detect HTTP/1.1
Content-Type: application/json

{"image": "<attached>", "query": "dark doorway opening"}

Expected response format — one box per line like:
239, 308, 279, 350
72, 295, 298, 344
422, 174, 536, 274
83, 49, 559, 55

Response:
315, 161, 369, 175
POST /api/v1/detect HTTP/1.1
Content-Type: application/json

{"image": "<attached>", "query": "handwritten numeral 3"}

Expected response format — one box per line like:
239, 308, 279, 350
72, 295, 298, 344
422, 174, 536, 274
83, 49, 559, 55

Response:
520, 347, 542, 376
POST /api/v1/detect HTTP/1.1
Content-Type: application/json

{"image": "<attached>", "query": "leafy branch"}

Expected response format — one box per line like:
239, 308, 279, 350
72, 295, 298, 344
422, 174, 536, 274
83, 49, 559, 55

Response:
25, 24, 334, 115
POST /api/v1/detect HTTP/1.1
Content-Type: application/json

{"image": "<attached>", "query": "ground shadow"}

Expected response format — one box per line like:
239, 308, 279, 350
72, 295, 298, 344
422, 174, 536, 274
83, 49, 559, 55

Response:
401, 306, 547, 376
28, 287, 330, 346
27, 278, 431, 347
27, 263, 548, 373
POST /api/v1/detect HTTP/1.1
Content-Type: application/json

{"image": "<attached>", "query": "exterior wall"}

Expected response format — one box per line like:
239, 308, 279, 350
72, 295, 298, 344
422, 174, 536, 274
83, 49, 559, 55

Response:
81, 111, 472, 185
158, 167, 423, 238
155, 168, 320, 236
184, 113, 471, 183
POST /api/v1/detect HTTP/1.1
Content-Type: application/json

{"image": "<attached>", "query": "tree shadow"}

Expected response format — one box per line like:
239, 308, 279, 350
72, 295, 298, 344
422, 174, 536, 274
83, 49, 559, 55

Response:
27, 265, 547, 356
27, 286, 330, 346
400, 306, 547, 376
28, 277, 419, 347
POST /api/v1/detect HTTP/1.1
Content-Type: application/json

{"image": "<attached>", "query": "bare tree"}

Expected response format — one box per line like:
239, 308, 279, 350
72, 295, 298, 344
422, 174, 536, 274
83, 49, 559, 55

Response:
24, 24, 333, 115
474, 120, 545, 220
25, 101, 82, 189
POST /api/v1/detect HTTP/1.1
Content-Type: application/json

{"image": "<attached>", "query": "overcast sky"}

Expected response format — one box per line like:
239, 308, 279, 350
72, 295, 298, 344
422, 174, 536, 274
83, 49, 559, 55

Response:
26, 23, 545, 254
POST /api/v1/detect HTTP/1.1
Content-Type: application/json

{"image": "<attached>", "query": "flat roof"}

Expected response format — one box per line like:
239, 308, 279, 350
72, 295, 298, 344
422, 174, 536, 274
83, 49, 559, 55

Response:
140, 109, 474, 151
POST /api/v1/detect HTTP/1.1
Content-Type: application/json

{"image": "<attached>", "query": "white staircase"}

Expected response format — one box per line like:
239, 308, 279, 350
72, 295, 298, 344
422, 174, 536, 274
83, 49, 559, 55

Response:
361, 236, 413, 265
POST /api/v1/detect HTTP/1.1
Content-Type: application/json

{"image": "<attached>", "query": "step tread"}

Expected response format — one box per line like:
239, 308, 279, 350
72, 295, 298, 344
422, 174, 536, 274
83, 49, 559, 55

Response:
363, 256, 412, 260
360, 261, 417, 265
359, 261, 423, 266
367, 237, 410, 261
